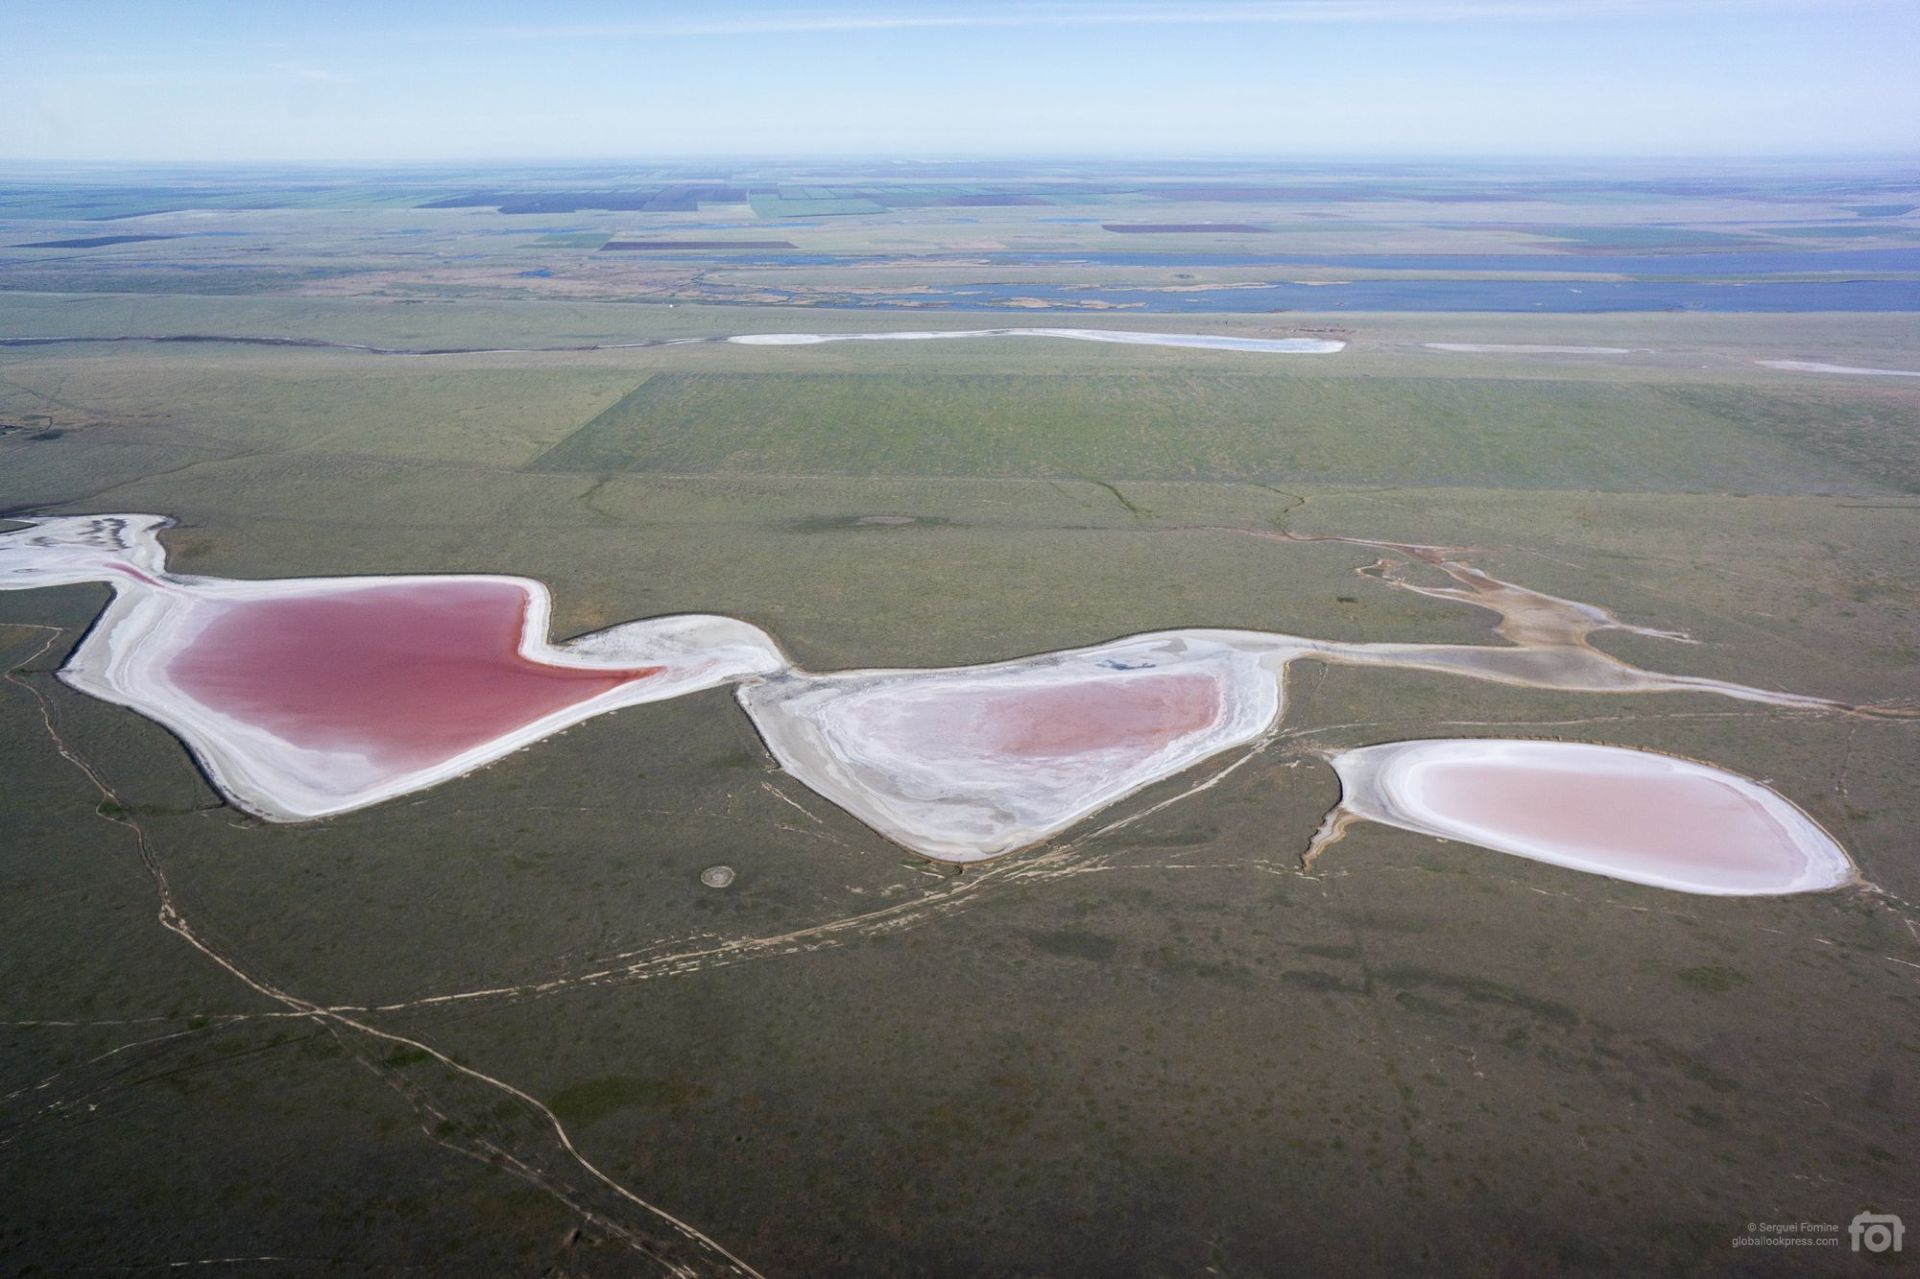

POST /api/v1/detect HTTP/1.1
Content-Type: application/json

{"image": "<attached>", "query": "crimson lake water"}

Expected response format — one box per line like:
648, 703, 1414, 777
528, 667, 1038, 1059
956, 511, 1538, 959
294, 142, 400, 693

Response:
167, 580, 662, 770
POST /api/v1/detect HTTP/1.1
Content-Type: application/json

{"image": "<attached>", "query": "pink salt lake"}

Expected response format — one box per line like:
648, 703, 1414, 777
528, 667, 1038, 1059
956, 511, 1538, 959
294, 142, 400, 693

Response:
167, 580, 663, 772
894, 673, 1222, 759
0, 515, 1870, 896
1319, 740, 1854, 896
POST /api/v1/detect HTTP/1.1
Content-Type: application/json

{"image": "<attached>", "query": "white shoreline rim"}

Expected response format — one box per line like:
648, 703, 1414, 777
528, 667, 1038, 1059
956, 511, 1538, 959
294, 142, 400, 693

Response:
1326, 738, 1856, 896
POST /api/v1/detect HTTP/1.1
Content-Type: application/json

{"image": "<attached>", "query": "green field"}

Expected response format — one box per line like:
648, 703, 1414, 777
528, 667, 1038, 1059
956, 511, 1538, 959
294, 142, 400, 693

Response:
530, 369, 1916, 491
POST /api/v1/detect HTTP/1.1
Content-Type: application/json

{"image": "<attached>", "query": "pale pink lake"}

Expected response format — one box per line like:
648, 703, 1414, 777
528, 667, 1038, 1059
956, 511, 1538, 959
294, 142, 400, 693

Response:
923, 672, 1223, 758
1416, 758, 1804, 888
1328, 740, 1854, 895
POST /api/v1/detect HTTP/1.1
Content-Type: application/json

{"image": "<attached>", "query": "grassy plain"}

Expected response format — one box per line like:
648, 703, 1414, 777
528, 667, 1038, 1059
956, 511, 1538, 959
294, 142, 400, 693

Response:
2, 162, 1918, 1275
530, 369, 1917, 491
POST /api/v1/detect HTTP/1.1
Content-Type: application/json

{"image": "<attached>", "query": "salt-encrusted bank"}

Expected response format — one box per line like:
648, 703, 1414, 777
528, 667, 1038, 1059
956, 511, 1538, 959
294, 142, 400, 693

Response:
0, 515, 1876, 894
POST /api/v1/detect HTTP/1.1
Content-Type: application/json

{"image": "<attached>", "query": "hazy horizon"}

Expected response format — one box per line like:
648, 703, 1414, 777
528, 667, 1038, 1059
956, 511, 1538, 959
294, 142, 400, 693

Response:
7, 0, 1918, 164
3, 154, 1917, 174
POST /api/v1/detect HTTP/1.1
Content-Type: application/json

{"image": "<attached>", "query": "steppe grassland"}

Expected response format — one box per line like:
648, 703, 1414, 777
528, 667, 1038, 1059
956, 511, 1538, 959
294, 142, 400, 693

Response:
7, 309, 1919, 521
5, 294, 1920, 1274
529, 367, 1918, 491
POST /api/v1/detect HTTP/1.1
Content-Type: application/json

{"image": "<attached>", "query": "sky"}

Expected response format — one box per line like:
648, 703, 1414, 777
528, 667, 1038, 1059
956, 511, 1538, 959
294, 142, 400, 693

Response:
5, 0, 1918, 163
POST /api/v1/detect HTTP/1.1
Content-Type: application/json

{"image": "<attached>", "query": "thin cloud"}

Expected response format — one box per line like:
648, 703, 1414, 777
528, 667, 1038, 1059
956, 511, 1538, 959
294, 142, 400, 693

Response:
452, 0, 1872, 41
274, 63, 356, 86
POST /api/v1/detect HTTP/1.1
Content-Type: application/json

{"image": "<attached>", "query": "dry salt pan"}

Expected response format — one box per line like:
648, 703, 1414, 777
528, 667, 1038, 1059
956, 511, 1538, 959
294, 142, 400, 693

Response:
1755, 359, 1920, 378
739, 633, 1284, 862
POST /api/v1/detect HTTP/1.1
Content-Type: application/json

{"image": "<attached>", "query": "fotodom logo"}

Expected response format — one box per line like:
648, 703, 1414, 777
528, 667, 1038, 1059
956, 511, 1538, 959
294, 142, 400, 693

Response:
1850, 1212, 1904, 1254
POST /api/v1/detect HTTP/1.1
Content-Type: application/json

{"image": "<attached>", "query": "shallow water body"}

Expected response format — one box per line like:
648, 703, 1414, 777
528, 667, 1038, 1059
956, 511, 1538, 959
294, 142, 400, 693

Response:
685, 245, 1920, 310
1321, 739, 1854, 896
818, 279, 1920, 313
644, 247, 1920, 274
2, 516, 1885, 895
168, 580, 663, 772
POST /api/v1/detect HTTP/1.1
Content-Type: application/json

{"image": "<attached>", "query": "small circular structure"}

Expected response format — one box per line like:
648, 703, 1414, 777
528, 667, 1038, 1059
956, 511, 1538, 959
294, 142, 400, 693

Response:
700, 865, 736, 889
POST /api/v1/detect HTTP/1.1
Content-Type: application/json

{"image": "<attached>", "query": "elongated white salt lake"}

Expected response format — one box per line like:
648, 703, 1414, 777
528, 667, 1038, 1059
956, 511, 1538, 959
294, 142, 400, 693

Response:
1755, 359, 1920, 378
1319, 739, 1854, 895
727, 328, 1345, 353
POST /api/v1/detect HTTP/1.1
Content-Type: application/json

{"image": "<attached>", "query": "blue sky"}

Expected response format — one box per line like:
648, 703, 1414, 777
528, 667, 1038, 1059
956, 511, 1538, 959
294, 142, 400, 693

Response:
5, 1, 1917, 162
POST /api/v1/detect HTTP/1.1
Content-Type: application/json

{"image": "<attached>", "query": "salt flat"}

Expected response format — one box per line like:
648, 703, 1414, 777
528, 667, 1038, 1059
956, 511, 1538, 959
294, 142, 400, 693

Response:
729, 328, 1345, 353
1756, 359, 1920, 377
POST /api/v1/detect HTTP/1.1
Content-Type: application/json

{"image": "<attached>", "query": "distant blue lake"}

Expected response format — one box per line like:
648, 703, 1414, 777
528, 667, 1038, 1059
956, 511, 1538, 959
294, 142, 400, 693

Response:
657, 245, 1920, 309
659, 247, 1920, 277
873, 279, 1920, 313
967, 248, 1920, 275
